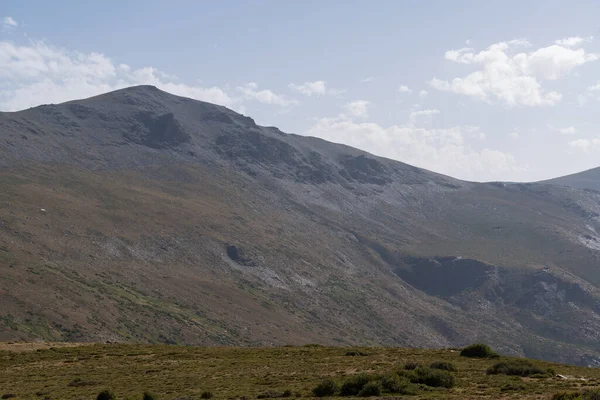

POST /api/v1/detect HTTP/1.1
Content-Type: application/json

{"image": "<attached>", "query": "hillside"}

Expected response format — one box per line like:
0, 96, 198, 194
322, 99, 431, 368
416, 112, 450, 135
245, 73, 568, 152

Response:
542, 168, 600, 191
2, 86, 600, 365
0, 343, 599, 399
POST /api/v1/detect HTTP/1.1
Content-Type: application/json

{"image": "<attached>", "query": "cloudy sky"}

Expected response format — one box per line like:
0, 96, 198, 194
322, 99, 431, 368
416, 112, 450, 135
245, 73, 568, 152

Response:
2, 1, 600, 182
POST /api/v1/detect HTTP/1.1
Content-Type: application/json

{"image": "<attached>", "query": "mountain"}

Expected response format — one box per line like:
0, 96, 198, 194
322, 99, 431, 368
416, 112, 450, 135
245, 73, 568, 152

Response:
542, 167, 600, 191
2, 86, 600, 365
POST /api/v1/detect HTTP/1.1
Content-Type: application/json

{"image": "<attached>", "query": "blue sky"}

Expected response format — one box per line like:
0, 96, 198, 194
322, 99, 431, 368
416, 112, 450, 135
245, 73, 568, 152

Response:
2, 1, 600, 181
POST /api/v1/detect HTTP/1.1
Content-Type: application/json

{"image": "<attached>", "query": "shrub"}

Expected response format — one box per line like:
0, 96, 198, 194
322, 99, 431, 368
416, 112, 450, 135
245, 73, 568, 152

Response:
312, 379, 338, 397
460, 343, 498, 358
201, 392, 213, 400
410, 367, 455, 389
1, 395, 16, 400
404, 361, 420, 370
143, 392, 158, 400
340, 374, 373, 396
429, 361, 457, 372
97, 390, 116, 400
486, 360, 551, 377
381, 374, 412, 395
345, 351, 369, 357
358, 382, 381, 397
282, 390, 292, 398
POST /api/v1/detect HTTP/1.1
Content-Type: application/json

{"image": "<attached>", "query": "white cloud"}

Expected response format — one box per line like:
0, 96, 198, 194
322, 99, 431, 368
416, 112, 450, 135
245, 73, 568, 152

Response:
555, 36, 593, 47
568, 138, 600, 152
398, 85, 412, 94
361, 76, 375, 83
237, 82, 298, 106
344, 100, 370, 119
548, 124, 578, 135
509, 131, 520, 139
288, 80, 328, 96
409, 108, 439, 123
430, 38, 599, 107
306, 114, 519, 182
0, 40, 307, 113
2, 17, 18, 28
418, 90, 428, 98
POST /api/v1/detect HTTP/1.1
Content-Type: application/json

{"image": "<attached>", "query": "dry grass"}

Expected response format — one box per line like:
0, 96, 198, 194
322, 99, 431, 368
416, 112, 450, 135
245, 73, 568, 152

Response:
0, 344, 599, 400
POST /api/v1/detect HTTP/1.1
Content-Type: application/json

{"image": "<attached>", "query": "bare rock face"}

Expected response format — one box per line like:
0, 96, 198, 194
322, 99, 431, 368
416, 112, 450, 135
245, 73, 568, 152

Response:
125, 112, 190, 149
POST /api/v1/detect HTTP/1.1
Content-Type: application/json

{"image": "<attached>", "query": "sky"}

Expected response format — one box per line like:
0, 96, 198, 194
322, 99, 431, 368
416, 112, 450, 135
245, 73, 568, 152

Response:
2, 1, 600, 182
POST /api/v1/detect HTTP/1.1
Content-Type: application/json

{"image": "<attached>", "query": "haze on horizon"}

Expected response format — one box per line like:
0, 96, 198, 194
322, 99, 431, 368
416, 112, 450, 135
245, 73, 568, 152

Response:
2, 0, 600, 182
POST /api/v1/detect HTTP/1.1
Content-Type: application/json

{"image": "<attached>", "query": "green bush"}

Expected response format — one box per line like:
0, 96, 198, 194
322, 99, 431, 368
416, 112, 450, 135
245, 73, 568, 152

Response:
409, 367, 455, 389
403, 361, 420, 370
97, 391, 116, 400
380, 374, 414, 395
312, 379, 338, 397
460, 343, 498, 358
340, 374, 373, 396
143, 392, 158, 400
358, 382, 381, 397
429, 361, 457, 372
201, 392, 213, 400
486, 360, 551, 377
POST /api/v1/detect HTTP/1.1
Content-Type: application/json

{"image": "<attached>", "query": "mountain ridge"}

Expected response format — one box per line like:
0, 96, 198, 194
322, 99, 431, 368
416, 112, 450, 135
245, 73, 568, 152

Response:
2, 86, 600, 366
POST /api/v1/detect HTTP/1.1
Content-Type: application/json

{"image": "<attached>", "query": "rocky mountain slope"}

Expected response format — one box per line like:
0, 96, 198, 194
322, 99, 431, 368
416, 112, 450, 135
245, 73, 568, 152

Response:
542, 167, 600, 191
2, 86, 600, 365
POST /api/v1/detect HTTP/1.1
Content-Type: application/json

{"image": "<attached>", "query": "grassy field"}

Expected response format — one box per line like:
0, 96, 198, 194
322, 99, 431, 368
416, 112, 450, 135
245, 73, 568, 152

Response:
1, 343, 599, 400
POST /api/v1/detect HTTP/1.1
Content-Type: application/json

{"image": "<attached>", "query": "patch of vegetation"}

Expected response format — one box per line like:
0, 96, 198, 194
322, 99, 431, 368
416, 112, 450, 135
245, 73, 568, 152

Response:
143, 392, 159, 400
257, 390, 292, 399
340, 374, 374, 396
403, 361, 421, 370
552, 389, 600, 400
404, 367, 455, 389
486, 360, 553, 377
460, 343, 498, 358
312, 380, 338, 397
344, 350, 369, 356
358, 381, 381, 397
201, 391, 214, 399
429, 361, 457, 372
0, 344, 595, 400
96, 390, 116, 400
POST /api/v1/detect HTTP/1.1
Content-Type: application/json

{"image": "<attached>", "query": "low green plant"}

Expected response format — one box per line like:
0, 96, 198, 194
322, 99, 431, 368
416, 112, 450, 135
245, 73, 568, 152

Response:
143, 392, 158, 400
358, 381, 381, 397
409, 367, 455, 388
340, 374, 373, 396
486, 360, 551, 377
312, 379, 338, 397
460, 343, 498, 358
201, 392, 213, 400
97, 390, 116, 400
403, 361, 420, 370
429, 361, 457, 372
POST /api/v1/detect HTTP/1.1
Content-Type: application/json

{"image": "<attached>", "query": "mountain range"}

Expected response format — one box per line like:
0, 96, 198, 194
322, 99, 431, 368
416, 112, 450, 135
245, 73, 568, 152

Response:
2, 86, 600, 365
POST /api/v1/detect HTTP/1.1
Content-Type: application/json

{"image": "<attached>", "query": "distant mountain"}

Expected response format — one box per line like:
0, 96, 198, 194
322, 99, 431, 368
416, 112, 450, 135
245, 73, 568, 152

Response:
2, 86, 600, 366
542, 167, 600, 191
